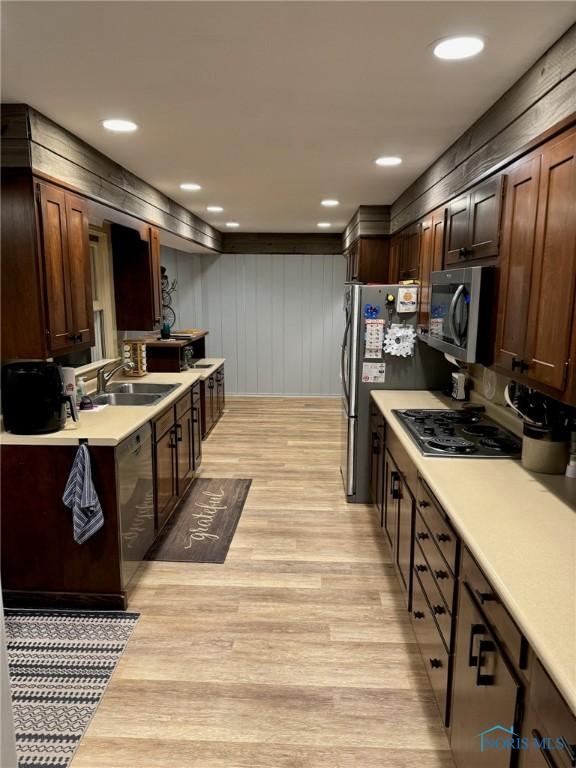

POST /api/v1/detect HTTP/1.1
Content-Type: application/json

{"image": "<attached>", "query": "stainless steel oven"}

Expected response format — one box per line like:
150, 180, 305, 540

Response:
426, 266, 493, 363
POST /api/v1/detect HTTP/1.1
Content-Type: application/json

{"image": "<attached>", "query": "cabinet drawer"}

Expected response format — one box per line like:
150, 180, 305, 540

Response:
413, 540, 452, 651
175, 389, 192, 419
528, 661, 576, 768
153, 405, 175, 441
415, 510, 457, 612
411, 571, 449, 725
462, 548, 526, 671
416, 479, 458, 575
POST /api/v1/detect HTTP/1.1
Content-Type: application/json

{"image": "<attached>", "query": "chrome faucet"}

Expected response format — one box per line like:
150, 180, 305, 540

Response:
96, 360, 135, 393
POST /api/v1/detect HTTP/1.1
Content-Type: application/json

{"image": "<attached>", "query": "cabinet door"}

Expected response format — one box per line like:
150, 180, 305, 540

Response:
37, 182, 75, 352
192, 401, 202, 469
445, 193, 471, 265
494, 156, 541, 372
346, 242, 359, 281
216, 367, 225, 417
384, 451, 399, 554
176, 410, 194, 493
369, 413, 383, 524
208, 375, 216, 430
388, 235, 401, 283
418, 208, 445, 326
468, 176, 504, 260
524, 132, 576, 393
65, 193, 94, 346
149, 227, 163, 325
399, 226, 420, 280
155, 427, 177, 532
450, 583, 521, 768
396, 477, 413, 598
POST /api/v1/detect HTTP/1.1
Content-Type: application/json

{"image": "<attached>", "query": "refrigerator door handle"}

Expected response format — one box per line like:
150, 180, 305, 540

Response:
341, 311, 351, 406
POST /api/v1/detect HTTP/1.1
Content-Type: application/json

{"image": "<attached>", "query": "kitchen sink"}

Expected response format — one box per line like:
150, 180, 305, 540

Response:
107, 382, 179, 394
92, 392, 162, 406
191, 363, 213, 369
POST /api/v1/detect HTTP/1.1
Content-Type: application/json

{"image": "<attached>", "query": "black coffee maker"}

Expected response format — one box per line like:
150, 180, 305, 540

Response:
2, 361, 77, 434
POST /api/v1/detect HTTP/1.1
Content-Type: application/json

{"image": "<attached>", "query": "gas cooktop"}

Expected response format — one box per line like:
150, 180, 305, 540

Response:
393, 408, 522, 458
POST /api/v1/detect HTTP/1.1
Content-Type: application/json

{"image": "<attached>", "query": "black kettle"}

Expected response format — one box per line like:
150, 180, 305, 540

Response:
1, 361, 78, 434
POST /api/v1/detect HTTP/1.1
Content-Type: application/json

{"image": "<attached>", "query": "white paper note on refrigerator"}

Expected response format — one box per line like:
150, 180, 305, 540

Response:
364, 319, 385, 358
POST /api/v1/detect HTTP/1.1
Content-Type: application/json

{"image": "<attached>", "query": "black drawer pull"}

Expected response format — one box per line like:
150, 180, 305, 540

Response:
418, 500, 430, 509
415, 564, 427, 573
417, 531, 429, 540
412, 610, 425, 620
476, 639, 496, 686
429, 658, 443, 669
531, 731, 558, 768
436, 532, 451, 543
434, 569, 449, 580
468, 623, 485, 667
432, 604, 446, 616
474, 588, 498, 605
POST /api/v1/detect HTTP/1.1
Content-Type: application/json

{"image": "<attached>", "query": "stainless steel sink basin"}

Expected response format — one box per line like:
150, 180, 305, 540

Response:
107, 382, 178, 394
191, 363, 213, 369
92, 392, 162, 406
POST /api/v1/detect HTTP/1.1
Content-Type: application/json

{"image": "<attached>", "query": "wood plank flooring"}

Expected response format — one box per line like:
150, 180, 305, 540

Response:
72, 397, 454, 768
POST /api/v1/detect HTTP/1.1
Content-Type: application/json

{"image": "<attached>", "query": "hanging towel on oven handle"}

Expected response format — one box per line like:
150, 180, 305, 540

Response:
62, 443, 104, 544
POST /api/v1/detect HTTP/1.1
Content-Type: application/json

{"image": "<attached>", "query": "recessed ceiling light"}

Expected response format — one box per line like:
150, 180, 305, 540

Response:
225, 222, 240, 228
433, 36, 485, 60
317, 222, 332, 229
206, 206, 224, 213
321, 199, 339, 207
375, 156, 402, 167
180, 182, 202, 191
102, 119, 138, 133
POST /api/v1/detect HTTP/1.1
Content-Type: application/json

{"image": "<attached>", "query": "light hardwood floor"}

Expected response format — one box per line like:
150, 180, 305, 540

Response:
73, 397, 454, 768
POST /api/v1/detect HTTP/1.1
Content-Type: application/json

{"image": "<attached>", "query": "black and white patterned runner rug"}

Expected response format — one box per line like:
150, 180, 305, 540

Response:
4, 609, 139, 768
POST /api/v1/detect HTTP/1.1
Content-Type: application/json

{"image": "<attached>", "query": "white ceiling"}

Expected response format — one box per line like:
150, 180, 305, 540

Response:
2, 2, 575, 233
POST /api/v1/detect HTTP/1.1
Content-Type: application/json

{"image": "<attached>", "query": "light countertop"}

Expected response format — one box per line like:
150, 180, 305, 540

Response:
371, 389, 576, 714
0, 359, 225, 448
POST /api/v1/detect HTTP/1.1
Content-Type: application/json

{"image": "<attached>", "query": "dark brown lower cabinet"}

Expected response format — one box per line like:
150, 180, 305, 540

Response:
382, 448, 413, 604
153, 385, 202, 532
450, 581, 522, 768
201, 365, 225, 438
154, 418, 178, 533
396, 477, 413, 597
369, 406, 385, 524
384, 450, 399, 554
411, 571, 450, 724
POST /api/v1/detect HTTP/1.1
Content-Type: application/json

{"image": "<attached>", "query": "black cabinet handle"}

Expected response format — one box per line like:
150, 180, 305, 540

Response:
476, 639, 496, 686
436, 532, 451, 543
511, 357, 530, 373
434, 569, 449, 580
412, 610, 425, 620
531, 730, 559, 768
415, 563, 427, 573
429, 658, 443, 670
474, 588, 498, 606
432, 604, 446, 616
468, 623, 485, 667
417, 531, 429, 540
418, 500, 430, 509
176, 423, 183, 443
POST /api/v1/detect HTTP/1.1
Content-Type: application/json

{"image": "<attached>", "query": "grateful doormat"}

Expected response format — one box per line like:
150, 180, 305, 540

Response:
4, 608, 139, 768
145, 478, 252, 563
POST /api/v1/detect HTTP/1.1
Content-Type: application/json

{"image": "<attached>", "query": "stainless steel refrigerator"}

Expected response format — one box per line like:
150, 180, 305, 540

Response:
340, 283, 452, 503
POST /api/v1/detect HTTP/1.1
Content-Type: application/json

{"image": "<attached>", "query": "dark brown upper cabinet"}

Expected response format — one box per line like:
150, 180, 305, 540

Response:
344, 237, 389, 283
1, 173, 94, 360
418, 207, 445, 326
495, 127, 576, 399
398, 224, 420, 281
445, 176, 504, 265
111, 223, 163, 331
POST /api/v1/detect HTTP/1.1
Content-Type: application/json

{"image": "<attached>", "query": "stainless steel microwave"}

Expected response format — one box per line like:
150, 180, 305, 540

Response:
426, 265, 493, 363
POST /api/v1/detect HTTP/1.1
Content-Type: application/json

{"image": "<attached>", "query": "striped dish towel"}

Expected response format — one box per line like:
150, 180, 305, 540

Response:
62, 443, 104, 544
